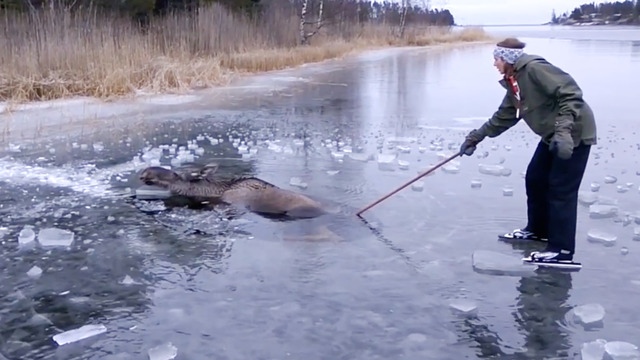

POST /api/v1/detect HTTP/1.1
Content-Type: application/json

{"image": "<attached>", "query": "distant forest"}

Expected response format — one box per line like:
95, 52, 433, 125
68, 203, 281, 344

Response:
551, 0, 640, 25
0, 0, 456, 27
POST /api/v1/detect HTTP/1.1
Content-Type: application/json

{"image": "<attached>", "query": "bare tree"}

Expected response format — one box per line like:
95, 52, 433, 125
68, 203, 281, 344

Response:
399, 0, 409, 37
299, 0, 324, 45
299, 0, 308, 44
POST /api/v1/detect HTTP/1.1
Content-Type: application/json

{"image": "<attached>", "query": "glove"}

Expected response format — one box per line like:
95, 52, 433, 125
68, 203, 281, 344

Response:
549, 116, 575, 160
460, 129, 485, 156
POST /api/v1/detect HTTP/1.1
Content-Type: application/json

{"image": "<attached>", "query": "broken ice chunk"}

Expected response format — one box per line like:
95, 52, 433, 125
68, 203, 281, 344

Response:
589, 204, 619, 219
621, 247, 629, 255
141, 148, 163, 163
398, 160, 410, 170
633, 227, 640, 241
18, 227, 36, 247
347, 153, 371, 162
52, 324, 107, 346
289, 177, 308, 189
121, 275, 138, 285
581, 339, 607, 360
604, 175, 618, 184
604, 341, 639, 360
396, 145, 411, 153
411, 181, 424, 192
331, 151, 345, 160
136, 185, 172, 200
26, 266, 43, 279
449, 299, 477, 315
591, 182, 601, 192
237, 145, 249, 154
578, 191, 598, 205
502, 187, 514, 196
37, 228, 75, 248
617, 184, 632, 193
326, 170, 340, 176
587, 230, 617, 246
377, 153, 396, 171
267, 142, 282, 153
0, 227, 7, 239
478, 164, 510, 176
573, 303, 605, 325
442, 163, 460, 174
472, 250, 537, 277
148, 342, 178, 360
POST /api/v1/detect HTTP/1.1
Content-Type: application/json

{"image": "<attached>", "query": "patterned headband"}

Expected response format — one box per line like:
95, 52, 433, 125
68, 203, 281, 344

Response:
493, 46, 523, 65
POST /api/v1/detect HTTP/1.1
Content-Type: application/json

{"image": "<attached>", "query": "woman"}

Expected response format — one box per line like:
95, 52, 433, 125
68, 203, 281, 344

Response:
460, 38, 597, 268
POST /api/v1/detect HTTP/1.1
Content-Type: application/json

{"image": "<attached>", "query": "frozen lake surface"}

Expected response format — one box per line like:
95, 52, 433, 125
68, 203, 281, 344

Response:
1, 25, 640, 359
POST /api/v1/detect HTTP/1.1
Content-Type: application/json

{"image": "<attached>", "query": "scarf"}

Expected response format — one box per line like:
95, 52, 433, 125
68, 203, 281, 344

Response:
506, 76, 521, 119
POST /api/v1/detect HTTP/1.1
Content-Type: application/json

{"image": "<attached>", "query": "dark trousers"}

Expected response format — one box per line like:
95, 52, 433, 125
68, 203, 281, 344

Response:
524, 140, 591, 254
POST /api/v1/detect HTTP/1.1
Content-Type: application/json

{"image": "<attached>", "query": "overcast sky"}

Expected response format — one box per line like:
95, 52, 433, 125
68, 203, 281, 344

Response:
429, 0, 598, 25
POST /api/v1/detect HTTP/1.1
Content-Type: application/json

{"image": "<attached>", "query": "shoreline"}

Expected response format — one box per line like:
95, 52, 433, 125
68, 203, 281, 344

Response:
1, 33, 494, 110
1, 39, 492, 114
0, 39, 492, 147
1, 9, 492, 107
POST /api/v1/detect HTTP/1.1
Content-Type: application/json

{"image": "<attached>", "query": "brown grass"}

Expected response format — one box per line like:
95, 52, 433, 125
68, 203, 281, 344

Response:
0, 5, 492, 104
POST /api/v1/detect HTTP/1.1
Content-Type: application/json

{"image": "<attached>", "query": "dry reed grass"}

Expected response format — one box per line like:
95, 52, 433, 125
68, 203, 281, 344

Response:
0, 5, 492, 104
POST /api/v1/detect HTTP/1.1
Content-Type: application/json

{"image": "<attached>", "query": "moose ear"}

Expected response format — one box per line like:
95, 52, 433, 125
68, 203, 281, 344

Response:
200, 163, 219, 177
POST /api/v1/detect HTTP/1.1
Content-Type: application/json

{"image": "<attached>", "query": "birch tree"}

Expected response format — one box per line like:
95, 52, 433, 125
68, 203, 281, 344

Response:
299, 0, 324, 45
399, 0, 408, 37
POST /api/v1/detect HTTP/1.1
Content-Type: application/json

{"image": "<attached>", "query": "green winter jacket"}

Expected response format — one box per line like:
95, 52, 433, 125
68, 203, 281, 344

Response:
477, 54, 597, 146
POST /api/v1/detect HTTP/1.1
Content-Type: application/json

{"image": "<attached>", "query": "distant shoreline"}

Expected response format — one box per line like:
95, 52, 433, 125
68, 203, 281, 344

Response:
457, 23, 640, 27
544, 21, 640, 27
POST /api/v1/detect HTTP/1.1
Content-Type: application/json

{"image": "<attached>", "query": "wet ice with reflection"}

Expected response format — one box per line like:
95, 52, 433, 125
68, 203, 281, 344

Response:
471, 250, 537, 276
1, 26, 640, 360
